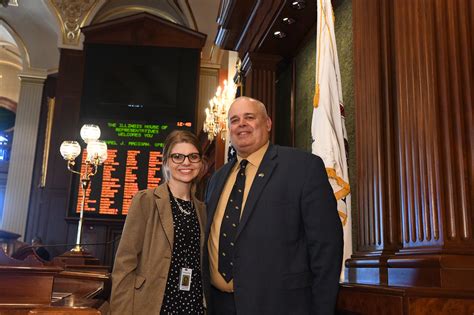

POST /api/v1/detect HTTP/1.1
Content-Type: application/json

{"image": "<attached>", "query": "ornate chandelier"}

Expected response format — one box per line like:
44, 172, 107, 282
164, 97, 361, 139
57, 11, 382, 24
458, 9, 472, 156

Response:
203, 80, 237, 141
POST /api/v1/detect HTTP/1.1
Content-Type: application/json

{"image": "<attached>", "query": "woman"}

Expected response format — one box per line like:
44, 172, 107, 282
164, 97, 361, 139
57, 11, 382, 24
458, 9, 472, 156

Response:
110, 130, 206, 314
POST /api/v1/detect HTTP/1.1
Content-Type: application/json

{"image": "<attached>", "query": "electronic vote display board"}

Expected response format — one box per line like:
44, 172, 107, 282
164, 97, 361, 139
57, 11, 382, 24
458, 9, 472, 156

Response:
69, 119, 193, 217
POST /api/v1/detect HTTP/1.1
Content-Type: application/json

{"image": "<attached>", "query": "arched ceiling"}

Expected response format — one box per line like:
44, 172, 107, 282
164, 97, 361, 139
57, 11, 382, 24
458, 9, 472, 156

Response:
0, 0, 223, 74
92, 0, 188, 25
0, 0, 59, 72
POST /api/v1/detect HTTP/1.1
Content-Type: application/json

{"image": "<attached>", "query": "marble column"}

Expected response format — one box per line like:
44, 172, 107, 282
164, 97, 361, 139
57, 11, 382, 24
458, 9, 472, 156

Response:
1, 74, 46, 239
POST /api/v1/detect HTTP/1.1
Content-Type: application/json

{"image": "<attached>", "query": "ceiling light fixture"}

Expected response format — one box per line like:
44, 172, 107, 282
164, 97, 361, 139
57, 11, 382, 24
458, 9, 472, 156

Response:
282, 17, 296, 25
291, 0, 306, 10
273, 31, 287, 38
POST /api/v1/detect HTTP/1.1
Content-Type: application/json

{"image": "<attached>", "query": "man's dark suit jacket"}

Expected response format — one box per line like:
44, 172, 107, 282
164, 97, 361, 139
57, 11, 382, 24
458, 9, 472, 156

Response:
204, 144, 343, 315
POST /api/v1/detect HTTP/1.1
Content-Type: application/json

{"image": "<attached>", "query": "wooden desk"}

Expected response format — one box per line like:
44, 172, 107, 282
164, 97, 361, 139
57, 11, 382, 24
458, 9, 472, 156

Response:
0, 249, 109, 314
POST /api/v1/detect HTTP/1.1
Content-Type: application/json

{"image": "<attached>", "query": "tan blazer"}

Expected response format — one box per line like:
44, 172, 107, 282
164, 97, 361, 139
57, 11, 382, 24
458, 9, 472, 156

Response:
110, 183, 206, 315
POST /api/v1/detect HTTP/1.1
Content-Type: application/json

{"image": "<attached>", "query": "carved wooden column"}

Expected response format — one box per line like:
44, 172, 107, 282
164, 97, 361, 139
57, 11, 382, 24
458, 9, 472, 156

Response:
241, 52, 282, 141
345, 0, 402, 285
387, 0, 473, 289
348, 0, 473, 290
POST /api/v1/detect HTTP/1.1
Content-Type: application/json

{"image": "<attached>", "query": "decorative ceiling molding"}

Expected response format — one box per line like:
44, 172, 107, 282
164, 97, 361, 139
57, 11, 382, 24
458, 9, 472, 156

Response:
201, 43, 225, 67
82, 12, 206, 48
0, 59, 22, 70
19, 68, 48, 80
92, 6, 180, 25
0, 96, 17, 113
0, 33, 22, 69
0, 19, 29, 69
178, 0, 198, 30
48, 0, 101, 47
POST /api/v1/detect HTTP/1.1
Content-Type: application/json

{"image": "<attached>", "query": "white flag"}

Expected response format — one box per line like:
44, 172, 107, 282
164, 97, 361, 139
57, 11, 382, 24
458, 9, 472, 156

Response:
311, 0, 352, 280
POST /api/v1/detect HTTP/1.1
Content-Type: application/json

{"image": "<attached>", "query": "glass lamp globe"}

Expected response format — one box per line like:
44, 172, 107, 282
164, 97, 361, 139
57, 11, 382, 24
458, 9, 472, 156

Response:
96, 140, 108, 164
60, 141, 81, 160
86, 140, 108, 164
80, 124, 101, 144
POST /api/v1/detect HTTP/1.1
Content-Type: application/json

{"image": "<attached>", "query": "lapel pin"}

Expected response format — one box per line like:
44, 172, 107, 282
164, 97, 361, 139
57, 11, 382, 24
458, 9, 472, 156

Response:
258, 173, 265, 177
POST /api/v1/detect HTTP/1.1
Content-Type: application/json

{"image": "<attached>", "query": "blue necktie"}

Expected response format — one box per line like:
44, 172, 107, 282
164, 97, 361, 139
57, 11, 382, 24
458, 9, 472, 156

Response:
218, 159, 248, 282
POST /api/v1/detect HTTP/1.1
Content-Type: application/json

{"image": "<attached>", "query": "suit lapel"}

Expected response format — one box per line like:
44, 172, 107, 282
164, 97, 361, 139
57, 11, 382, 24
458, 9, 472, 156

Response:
193, 197, 206, 250
206, 159, 237, 234
235, 145, 278, 241
154, 184, 174, 249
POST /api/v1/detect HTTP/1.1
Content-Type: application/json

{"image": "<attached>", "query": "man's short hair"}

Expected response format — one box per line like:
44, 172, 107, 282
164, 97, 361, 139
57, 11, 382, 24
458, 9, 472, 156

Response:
230, 96, 269, 118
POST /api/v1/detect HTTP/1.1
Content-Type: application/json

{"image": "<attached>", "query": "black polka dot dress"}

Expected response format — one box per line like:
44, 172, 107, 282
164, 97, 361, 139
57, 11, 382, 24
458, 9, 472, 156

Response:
161, 192, 204, 314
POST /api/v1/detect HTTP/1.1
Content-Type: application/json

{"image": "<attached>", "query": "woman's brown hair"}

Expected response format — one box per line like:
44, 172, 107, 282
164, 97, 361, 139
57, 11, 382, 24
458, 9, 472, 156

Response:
162, 130, 204, 183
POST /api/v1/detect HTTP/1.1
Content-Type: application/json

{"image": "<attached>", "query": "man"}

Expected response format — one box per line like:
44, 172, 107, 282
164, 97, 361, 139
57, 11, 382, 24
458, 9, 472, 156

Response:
205, 96, 343, 314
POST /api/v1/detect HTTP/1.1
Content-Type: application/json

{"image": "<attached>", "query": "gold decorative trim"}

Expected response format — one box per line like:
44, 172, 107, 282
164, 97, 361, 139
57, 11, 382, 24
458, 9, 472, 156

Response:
48, 0, 100, 47
40, 97, 55, 188
326, 167, 350, 226
0, 60, 22, 70
92, 6, 180, 24
326, 167, 350, 199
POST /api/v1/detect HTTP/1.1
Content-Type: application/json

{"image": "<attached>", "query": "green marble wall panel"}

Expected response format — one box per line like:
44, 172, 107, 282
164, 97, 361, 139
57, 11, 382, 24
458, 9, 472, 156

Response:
294, 35, 316, 152
335, 0, 357, 246
275, 62, 292, 147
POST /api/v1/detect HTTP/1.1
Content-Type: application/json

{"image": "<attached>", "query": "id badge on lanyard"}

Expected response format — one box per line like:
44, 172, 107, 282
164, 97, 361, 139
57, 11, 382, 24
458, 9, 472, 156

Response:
179, 267, 193, 291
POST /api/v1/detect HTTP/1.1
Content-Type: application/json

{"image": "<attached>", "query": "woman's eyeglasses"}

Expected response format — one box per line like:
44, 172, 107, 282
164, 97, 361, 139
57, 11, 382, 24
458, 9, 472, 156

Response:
169, 153, 202, 164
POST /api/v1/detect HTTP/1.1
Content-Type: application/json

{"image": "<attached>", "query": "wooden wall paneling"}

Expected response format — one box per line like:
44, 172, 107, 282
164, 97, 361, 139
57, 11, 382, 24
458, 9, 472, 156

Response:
81, 224, 106, 264
241, 52, 282, 142
354, 0, 383, 253
337, 284, 405, 315
391, 0, 473, 255
234, 0, 285, 55
338, 284, 474, 315
347, 0, 401, 285
105, 225, 123, 268
465, 1, 474, 232
379, 0, 401, 254
290, 60, 296, 147
350, 0, 474, 289
26, 49, 84, 258
394, 0, 433, 249
40, 191, 69, 257
438, 0, 473, 248
408, 296, 474, 315
25, 77, 56, 244
349, 0, 474, 289
83, 13, 206, 48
